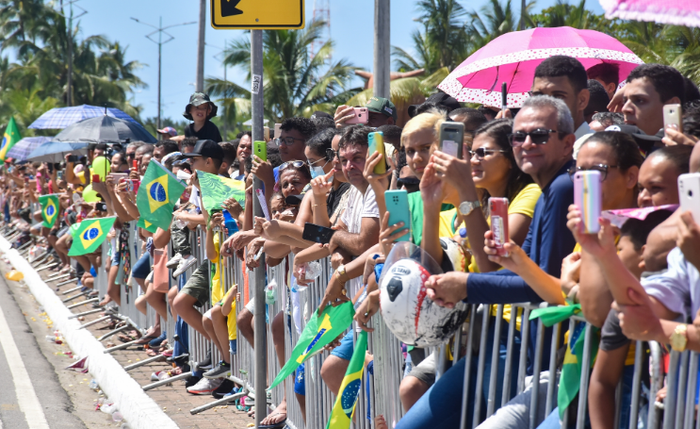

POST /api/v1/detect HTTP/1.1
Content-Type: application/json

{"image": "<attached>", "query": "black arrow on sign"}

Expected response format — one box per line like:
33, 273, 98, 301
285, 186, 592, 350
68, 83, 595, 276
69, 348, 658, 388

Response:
221, 0, 243, 17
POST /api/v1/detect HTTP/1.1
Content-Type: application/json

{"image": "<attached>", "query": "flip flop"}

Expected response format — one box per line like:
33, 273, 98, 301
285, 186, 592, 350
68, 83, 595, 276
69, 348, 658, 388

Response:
259, 412, 287, 429
133, 334, 159, 345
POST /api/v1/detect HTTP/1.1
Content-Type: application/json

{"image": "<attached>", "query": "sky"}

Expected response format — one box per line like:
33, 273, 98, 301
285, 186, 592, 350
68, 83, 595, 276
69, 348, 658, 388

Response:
73, 0, 606, 123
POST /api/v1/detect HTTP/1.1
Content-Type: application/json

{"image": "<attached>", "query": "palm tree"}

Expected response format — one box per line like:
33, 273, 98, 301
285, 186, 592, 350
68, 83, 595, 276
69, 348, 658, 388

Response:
468, 0, 535, 49
210, 20, 359, 123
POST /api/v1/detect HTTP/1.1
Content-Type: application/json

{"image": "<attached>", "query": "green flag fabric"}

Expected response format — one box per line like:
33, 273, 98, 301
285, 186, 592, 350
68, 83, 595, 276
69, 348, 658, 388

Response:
268, 302, 355, 391
38, 194, 60, 228
68, 216, 117, 256
556, 322, 600, 419
530, 303, 582, 327
0, 117, 21, 161
197, 170, 245, 212
136, 160, 185, 230
137, 217, 158, 233
326, 331, 368, 429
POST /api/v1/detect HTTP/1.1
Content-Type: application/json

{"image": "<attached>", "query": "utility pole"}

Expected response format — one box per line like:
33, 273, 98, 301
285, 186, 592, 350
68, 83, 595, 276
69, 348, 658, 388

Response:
250, 29, 267, 429
196, 0, 206, 92
61, 0, 86, 107
520, 0, 526, 30
132, 17, 196, 129
374, 0, 390, 99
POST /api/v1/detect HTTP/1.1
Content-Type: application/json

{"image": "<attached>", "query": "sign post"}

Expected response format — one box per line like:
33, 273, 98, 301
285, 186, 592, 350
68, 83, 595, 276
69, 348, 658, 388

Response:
211, 2, 304, 428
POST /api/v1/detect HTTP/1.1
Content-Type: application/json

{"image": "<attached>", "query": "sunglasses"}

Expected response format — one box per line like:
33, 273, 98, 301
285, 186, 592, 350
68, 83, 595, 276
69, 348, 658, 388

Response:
279, 160, 309, 171
567, 164, 619, 182
509, 129, 563, 147
325, 148, 338, 161
469, 148, 507, 159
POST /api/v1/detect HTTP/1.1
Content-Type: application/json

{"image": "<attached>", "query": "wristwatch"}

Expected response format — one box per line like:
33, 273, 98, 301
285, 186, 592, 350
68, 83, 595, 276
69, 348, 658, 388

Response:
336, 264, 348, 282
670, 324, 688, 352
458, 200, 481, 217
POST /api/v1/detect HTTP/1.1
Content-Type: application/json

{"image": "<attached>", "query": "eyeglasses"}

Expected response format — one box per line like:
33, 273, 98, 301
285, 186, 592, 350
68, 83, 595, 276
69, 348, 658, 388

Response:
469, 148, 507, 159
279, 160, 309, 171
126, 153, 136, 159
275, 136, 306, 147
307, 157, 327, 168
567, 164, 619, 182
509, 129, 563, 147
325, 148, 337, 161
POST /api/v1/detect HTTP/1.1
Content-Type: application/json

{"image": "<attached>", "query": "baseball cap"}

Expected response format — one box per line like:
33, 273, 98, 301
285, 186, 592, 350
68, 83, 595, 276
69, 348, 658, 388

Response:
157, 126, 178, 137
182, 139, 224, 160
311, 111, 333, 120
365, 97, 397, 121
408, 92, 461, 117
605, 124, 663, 154
183, 92, 218, 120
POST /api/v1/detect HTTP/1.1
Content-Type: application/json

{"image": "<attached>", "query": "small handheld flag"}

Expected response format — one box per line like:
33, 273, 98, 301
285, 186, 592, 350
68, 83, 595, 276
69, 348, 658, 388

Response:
326, 331, 368, 429
197, 170, 246, 212
0, 117, 21, 161
38, 194, 60, 228
136, 160, 185, 230
68, 216, 117, 256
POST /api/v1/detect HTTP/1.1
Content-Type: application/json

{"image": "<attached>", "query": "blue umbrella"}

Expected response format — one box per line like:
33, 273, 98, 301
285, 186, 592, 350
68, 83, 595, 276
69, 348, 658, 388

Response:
27, 141, 90, 163
29, 104, 137, 129
55, 115, 157, 144
6, 136, 53, 161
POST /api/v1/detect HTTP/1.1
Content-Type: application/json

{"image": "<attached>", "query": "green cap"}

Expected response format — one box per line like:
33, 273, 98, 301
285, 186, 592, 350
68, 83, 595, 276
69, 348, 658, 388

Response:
365, 96, 397, 121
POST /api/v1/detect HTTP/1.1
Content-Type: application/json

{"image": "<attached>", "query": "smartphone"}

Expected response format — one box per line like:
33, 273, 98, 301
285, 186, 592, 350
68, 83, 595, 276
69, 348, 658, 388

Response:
573, 170, 602, 233
345, 107, 369, 125
368, 131, 387, 175
132, 160, 138, 170
678, 173, 700, 223
302, 222, 336, 244
110, 173, 129, 180
128, 179, 141, 194
67, 155, 79, 163
385, 190, 411, 242
95, 202, 107, 212
254, 140, 267, 162
57, 171, 64, 181
274, 123, 282, 140
501, 82, 508, 112
264, 126, 270, 141
92, 174, 100, 183
439, 122, 465, 159
489, 197, 509, 257
663, 103, 683, 136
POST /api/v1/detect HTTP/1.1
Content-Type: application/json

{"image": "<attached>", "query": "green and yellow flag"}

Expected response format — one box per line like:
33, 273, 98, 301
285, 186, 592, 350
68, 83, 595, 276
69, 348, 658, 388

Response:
38, 194, 60, 228
0, 117, 21, 161
136, 160, 185, 230
268, 301, 355, 391
326, 331, 368, 429
137, 217, 158, 233
68, 216, 116, 256
197, 170, 245, 212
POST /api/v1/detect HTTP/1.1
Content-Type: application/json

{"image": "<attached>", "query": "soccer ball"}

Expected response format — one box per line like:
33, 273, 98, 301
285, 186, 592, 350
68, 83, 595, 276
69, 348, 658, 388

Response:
379, 254, 469, 348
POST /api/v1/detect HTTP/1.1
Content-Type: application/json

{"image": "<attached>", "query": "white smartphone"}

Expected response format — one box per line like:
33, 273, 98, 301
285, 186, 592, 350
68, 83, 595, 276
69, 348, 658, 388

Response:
678, 173, 700, 223
663, 104, 682, 137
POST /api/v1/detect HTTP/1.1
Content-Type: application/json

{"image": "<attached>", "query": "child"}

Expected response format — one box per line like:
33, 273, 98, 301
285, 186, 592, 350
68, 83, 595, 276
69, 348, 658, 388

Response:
589, 209, 672, 429
183, 92, 223, 143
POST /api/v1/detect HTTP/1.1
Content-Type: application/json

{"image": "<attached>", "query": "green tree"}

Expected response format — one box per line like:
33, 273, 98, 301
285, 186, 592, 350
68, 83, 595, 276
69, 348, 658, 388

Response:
210, 20, 358, 123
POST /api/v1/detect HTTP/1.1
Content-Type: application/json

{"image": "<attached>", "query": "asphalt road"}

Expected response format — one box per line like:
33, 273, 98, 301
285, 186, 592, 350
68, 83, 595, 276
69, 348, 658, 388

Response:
0, 273, 89, 429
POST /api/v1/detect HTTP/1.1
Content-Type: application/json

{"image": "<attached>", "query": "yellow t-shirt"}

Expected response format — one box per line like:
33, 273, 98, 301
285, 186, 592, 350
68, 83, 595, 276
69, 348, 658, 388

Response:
210, 233, 223, 305
226, 298, 237, 341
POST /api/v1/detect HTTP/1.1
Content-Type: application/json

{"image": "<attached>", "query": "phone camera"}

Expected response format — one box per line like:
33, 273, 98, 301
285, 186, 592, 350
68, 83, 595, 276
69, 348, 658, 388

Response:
689, 190, 694, 197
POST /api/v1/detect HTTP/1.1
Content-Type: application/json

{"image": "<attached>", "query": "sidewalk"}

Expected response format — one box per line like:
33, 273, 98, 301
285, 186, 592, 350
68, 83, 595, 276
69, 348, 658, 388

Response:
0, 243, 255, 429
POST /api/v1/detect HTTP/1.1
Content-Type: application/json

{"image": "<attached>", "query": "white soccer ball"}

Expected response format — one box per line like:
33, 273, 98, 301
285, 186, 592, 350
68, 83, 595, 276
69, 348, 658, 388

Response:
379, 257, 469, 347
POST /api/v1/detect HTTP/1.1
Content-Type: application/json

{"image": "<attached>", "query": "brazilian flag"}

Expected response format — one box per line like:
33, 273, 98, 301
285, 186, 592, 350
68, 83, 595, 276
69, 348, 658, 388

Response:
326, 331, 368, 429
137, 217, 158, 233
68, 216, 116, 256
38, 194, 60, 228
136, 160, 185, 230
268, 301, 354, 391
197, 170, 245, 212
0, 117, 20, 161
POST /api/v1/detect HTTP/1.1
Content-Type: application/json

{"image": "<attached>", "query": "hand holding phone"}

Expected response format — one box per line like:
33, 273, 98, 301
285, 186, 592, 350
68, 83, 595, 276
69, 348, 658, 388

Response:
385, 190, 411, 242
368, 131, 387, 175
439, 122, 465, 159
302, 222, 336, 244
679, 173, 700, 223
254, 140, 267, 162
345, 107, 369, 125
663, 104, 683, 137
573, 170, 602, 233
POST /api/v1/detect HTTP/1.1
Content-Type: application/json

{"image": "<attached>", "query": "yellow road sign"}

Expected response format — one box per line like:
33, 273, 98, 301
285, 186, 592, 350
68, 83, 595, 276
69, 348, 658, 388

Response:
211, 0, 305, 29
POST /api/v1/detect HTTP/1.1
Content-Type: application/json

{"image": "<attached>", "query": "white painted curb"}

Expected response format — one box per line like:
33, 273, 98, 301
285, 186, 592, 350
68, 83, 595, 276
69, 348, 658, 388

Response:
0, 237, 179, 429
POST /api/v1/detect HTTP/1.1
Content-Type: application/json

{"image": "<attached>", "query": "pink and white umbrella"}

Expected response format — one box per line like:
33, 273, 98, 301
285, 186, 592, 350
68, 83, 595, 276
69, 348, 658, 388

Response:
600, 0, 700, 28
438, 26, 644, 108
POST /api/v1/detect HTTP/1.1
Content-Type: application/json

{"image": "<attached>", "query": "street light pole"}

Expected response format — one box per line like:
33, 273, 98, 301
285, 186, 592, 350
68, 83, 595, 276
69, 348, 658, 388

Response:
131, 17, 196, 129
196, 0, 206, 92
374, 0, 390, 99
60, 0, 86, 107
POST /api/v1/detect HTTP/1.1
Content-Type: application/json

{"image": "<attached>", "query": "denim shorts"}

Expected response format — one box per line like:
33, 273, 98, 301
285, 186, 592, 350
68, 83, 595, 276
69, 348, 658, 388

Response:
330, 330, 354, 361
132, 252, 152, 279
229, 340, 237, 356
294, 363, 305, 396
111, 251, 121, 267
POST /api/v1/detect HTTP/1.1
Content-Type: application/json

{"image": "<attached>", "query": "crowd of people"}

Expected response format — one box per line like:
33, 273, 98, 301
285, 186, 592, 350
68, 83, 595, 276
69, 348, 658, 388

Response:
4, 55, 700, 429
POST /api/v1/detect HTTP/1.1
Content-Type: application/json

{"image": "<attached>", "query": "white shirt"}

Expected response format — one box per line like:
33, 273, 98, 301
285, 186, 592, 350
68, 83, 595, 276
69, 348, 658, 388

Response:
642, 247, 700, 320
572, 122, 593, 159
339, 186, 380, 297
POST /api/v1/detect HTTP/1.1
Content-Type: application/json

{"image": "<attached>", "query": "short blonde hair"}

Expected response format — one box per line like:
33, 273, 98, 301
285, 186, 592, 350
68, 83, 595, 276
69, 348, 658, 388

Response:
400, 109, 447, 148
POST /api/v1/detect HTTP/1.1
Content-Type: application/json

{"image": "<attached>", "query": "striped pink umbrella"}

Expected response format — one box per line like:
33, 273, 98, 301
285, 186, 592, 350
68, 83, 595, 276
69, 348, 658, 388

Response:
600, 0, 700, 27
438, 26, 644, 107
